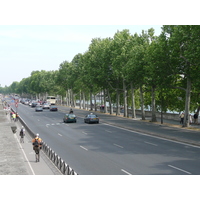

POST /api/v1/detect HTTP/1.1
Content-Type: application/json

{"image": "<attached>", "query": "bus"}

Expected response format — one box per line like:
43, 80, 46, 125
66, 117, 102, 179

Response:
46, 96, 57, 105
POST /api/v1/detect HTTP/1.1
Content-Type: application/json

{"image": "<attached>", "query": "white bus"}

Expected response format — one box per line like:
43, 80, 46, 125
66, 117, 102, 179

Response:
46, 96, 57, 105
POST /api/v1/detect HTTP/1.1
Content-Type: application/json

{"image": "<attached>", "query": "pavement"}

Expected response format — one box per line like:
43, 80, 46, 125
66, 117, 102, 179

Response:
1, 99, 200, 175
0, 101, 62, 175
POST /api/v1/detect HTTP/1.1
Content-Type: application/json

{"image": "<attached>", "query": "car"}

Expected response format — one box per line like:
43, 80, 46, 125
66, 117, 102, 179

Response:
35, 106, 43, 112
50, 105, 58, 111
84, 113, 99, 124
43, 103, 50, 109
31, 102, 37, 107
63, 114, 77, 123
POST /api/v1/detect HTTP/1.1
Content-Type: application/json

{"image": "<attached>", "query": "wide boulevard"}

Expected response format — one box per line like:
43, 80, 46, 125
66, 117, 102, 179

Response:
11, 102, 200, 175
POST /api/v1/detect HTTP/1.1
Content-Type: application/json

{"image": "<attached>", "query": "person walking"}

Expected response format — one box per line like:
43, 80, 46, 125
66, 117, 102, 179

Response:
180, 113, 184, 124
194, 112, 198, 124
19, 126, 25, 143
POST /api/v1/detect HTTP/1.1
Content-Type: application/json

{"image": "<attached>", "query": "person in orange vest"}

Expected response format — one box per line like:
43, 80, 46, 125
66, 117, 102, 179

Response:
32, 133, 43, 151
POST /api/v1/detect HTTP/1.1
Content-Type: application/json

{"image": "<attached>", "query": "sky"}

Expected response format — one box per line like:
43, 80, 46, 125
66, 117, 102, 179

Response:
0, 25, 163, 87
0, 0, 197, 88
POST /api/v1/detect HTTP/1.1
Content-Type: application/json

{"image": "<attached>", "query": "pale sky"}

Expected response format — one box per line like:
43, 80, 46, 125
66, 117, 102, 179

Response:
0, 25, 162, 87
0, 0, 196, 87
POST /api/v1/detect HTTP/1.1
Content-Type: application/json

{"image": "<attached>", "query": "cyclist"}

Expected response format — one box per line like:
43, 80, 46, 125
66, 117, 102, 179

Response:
69, 108, 73, 114
32, 133, 43, 162
19, 126, 25, 143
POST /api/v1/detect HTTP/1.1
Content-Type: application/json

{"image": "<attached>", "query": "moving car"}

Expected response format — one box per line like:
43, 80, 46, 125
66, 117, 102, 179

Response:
63, 114, 77, 123
31, 102, 37, 107
43, 103, 50, 109
35, 105, 43, 112
50, 105, 58, 111
84, 113, 99, 124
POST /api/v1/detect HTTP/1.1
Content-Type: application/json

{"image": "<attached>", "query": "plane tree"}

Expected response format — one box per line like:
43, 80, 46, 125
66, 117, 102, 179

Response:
162, 25, 200, 127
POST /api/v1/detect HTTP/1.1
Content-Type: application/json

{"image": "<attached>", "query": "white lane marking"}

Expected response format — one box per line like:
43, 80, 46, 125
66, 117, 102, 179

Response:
80, 146, 88, 151
56, 123, 60, 125
51, 123, 55, 126
46, 124, 50, 128
121, 169, 132, 175
113, 143, 123, 148
168, 165, 191, 175
82, 132, 87, 135
103, 123, 200, 149
144, 141, 158, 146
58, 133, 62, 137
14, 134, 35, 175
37, 119, 40, 121
105, 130, 112, 133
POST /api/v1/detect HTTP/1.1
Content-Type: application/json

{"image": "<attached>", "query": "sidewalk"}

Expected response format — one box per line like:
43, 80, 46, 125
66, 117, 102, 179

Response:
0, 101, 61, 175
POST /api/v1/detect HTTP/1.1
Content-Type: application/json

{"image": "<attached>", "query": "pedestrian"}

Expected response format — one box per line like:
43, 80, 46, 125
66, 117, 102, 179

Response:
179, 113, 184, 124
16, 112, 19, 121
19, 126, 25, 143
194, 112, 198, 124
12, 112, 16, 122
189, 114, 192, 124
10, 111, 13, 120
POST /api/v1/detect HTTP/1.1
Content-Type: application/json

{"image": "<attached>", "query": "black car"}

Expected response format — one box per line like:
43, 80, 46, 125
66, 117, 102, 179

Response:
63, 114, 77, 123
84, 113, 99, 124
50, 105, 58, 111
31, 102, 37, 107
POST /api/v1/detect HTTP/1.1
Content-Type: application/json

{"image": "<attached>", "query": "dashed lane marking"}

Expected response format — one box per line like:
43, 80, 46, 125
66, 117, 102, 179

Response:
144, 141, 158, 146
80, 146, 88, 151
113, 143, 123, 148
121, 169, 132, 175
168, 165, 191, 175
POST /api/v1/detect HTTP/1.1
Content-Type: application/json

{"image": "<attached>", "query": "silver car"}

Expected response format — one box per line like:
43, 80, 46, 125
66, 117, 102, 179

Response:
35, 106, 43, 112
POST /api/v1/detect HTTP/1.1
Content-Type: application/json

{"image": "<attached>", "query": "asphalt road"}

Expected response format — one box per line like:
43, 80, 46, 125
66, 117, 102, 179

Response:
12, 103, 200, 175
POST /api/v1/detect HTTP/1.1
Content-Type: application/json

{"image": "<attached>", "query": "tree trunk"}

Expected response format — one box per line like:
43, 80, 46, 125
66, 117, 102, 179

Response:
140, 85, 145, 120
79, 90, 82, 109
107, 89, 113, 114
90, 90, 93, 111
82, 92, 86, 109
131, 82, 136, 118
116, 89, 120, 115
94, 94, 97, 111
104, 89, 107, 113
183, 76, 191, 127
123, 78, 127, 117
151, 85, 157, 122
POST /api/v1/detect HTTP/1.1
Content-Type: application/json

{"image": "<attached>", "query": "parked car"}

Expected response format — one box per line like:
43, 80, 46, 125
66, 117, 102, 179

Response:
84, 113, 99, 124
63, 114, 77, 123
43, 103, 50, 109
35, 105, 43, 112
50, 105, 58, 111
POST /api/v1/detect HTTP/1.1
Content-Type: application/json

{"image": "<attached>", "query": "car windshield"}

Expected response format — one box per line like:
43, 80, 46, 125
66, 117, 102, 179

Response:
68, 114, 76, 117
88, 115, 97, 118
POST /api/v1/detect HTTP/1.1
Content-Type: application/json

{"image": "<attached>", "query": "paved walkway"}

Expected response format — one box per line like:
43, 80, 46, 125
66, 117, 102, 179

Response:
0, 101, 61, 175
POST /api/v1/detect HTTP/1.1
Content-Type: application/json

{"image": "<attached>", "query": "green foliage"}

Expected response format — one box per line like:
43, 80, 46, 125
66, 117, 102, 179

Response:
2, 25, 200, 115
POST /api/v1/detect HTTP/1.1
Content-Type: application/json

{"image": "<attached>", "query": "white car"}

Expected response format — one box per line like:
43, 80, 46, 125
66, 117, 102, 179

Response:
43, 103, 50, 109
